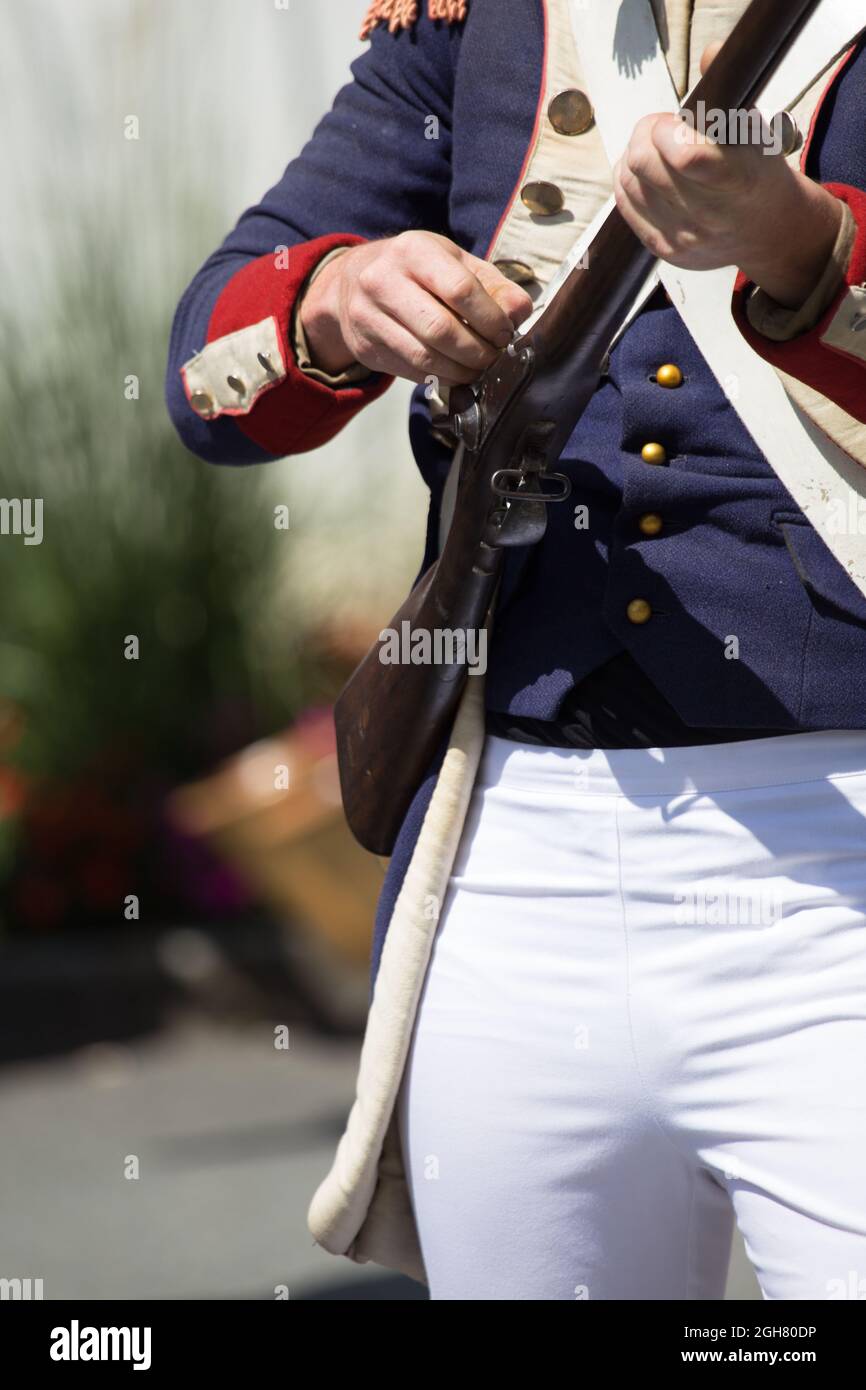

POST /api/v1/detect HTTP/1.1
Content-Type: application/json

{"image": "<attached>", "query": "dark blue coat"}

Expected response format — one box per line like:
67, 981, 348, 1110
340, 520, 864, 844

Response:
165, 3, 866, 990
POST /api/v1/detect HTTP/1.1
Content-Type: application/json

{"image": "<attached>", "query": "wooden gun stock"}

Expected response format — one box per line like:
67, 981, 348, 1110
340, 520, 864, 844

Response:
335, 0, 821, 855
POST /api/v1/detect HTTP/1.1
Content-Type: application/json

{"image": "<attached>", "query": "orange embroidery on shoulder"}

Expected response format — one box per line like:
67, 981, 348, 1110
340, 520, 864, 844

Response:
360, 0, 467, 41
428, 0, 468, 23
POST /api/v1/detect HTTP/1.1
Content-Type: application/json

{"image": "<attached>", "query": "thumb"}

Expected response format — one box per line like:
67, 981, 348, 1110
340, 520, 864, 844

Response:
700, 39, 724, 76
461, 250, 535, 327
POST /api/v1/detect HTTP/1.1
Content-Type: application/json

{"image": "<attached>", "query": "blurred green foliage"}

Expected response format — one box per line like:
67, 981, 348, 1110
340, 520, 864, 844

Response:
0, 222, 342, 916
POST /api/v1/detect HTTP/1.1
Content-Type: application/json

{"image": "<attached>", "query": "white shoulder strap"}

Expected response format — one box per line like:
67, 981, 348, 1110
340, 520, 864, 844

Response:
564, 0, 866, 597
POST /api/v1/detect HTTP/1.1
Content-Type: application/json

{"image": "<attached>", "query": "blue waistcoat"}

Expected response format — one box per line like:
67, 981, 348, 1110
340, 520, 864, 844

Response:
403, 15, 866, 732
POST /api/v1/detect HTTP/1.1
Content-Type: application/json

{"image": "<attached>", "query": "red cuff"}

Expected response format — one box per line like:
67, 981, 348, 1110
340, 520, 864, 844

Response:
731, 183, 866, 425
205, 234, 393, 456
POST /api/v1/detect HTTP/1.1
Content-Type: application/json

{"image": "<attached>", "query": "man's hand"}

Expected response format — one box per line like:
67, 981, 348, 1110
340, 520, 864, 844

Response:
612, 44, 844, 308
299, 230, 534, 386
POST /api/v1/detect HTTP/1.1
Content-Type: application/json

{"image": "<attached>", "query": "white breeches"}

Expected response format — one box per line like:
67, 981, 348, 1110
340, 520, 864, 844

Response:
396, 731, 866, 1300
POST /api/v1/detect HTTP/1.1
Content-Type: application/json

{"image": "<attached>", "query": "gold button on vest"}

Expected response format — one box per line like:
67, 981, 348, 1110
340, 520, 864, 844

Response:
494, 258, 537, 286
626, 598, 653, 625
638, 513, 663, 537
547, 89, 594, 136
640, 442, 667, 466
520, 181, 565, 217
656, 363, 683, 389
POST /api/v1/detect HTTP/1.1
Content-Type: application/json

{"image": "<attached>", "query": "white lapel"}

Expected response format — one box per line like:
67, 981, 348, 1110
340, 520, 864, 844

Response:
562, 0, 866, 598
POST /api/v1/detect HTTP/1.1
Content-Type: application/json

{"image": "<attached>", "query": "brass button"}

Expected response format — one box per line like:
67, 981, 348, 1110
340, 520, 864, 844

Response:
190, 391, 215, 418
520, 181, 565, 217
638, 513, 663, 537
494, 258, 537, 287
640, 442, 667, 466
547, 89, 594, 136
655, 363, 683, 389
226, 374, 246, 395
627, 598, 653, 625
775, 110, 801, 157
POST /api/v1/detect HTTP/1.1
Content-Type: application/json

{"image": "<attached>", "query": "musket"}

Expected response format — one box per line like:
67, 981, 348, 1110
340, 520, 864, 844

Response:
335, 0, 822, 855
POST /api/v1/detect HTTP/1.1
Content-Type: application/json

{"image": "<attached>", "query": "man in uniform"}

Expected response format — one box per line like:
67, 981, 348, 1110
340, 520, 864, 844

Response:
167, 1, 866, 1300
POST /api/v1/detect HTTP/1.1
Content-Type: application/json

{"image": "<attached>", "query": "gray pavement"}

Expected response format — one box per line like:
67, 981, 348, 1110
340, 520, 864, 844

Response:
0, 1015, 760, 1301
0, 1019, 421, 1300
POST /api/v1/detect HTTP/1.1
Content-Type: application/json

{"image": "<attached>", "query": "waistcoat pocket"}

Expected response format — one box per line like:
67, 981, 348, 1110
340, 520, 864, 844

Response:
772, 510, 866, 626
